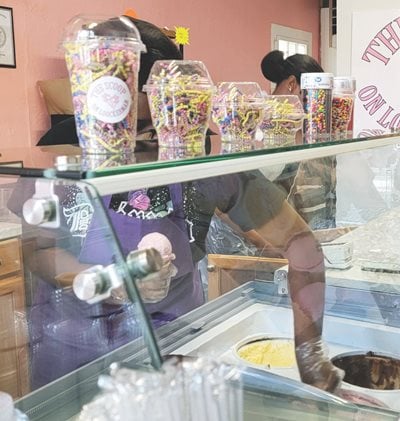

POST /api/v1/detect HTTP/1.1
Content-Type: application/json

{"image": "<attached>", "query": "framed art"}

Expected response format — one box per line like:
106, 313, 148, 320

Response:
0, 6, 16, 68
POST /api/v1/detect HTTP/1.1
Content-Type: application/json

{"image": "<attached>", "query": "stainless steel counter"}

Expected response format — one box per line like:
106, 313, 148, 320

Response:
325, 208, 400, 293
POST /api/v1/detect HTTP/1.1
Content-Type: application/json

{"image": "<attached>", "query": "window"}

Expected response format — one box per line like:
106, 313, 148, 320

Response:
271, 24, 312, 57
277, 39, 308, 57
267, 24, 313, 92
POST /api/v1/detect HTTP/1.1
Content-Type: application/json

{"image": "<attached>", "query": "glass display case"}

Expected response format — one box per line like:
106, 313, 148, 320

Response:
1, 134, 400, 420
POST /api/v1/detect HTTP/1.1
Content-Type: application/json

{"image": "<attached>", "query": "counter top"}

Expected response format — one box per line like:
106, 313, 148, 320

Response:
327, 264, 400, 294
338, 207, 400, 265
327, 207, 400, 293
0, 222, 21, 241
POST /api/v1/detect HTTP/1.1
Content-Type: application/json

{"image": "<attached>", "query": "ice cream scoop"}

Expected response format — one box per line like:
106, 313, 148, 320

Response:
138, 232, 176, 263
137, 233, 177, 303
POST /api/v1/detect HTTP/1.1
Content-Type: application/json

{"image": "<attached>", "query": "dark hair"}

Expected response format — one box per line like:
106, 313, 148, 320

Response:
95, 16, 183, 90
128, 18, 183, 90
260, 50, 323, 85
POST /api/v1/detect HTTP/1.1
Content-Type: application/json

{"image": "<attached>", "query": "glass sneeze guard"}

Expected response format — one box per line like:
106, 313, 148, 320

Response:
0, 176, 164, 413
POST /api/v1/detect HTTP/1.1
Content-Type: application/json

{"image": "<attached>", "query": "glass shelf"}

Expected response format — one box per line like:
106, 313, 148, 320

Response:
1, 134, 399, 197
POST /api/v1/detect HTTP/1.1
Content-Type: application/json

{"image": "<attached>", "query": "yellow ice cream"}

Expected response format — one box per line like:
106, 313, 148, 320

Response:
237, 338, 296, 368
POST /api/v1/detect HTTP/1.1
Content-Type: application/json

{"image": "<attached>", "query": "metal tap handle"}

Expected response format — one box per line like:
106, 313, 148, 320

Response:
274, 266, 289, 296
73, 249, 163, 304
22, 179, 60, 228
73, 265, 110, 304
23, 197, 57, 226
126, 248, 163, 279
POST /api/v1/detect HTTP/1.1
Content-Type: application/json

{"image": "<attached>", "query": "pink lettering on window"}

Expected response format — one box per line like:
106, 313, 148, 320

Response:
362, 40, 390, 65
377, 106, 394, 128
361, 17, 400, 65
376, 20, 400, 54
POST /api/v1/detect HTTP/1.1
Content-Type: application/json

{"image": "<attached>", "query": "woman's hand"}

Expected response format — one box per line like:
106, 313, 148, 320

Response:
137, 263, 178, 303
296, 336, 344, 393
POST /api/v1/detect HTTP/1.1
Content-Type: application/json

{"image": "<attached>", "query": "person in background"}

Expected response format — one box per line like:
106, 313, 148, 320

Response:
260, 50, 337, 230
206, 50, 332, 258
13, 20, 342, 394
260, 49, 323, 96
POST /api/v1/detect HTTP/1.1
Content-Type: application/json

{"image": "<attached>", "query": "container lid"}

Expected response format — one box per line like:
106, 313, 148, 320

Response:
62, 15, 146, 51
213, 81, 264, 105
301, 72, 334, 89
143, 60, 214, 89
351, 76, 356, 92
333, 76, 355, 93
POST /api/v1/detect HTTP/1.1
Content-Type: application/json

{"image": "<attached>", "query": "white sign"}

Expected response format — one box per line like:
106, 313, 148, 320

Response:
87, 76, 132, 124
351, 10, 400, 136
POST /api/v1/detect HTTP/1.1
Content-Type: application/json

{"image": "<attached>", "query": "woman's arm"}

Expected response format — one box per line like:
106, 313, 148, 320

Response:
214, 209, 283, 258
23, 235, 91, 288
245, 200, 343, 391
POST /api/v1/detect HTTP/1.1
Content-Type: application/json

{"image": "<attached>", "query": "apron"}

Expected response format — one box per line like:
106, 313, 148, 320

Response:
29, 183, 204, 389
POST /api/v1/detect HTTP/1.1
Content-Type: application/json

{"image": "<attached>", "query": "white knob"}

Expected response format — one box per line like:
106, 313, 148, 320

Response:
73, 266, 106, 302
22, 198, 56, 225
126, 248, 163, 278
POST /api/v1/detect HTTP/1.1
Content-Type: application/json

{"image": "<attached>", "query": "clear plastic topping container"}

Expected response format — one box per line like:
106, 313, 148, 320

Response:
143, 60, 214, 155
212, 82, 265, 152
144, 59, 213, 88
301, 72, 334, 143
260, 94, 305, 147
62, 15, 146, 155
332, 76, 355, 140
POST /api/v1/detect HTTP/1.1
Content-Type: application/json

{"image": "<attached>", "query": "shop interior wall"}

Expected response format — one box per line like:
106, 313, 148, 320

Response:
0, 0, 320, 150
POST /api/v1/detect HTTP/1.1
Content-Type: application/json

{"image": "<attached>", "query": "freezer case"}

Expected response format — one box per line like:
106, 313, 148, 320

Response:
14, 280, 400, 420
160, 280, 400, 412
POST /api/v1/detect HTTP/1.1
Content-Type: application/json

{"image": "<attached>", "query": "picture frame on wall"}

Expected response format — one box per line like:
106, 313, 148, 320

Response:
0, 6, 16, 68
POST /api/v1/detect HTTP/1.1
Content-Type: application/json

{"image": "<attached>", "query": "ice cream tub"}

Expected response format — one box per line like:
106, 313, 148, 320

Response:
332, 350, 400, 410
233, 334, 297, 370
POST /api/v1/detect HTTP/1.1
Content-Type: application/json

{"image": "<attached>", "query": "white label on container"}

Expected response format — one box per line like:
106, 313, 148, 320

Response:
301, 73, 333, 90
87, 76, 132, 124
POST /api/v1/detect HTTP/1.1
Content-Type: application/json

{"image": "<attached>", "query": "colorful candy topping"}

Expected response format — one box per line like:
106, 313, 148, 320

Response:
144, 60, 213, 153
212, 82, 264, 150
65, 40, 140, 154
260, 95, 305, 147
302, 88, 332, 143
301, 73, 334, 143
331, 95, 354, 139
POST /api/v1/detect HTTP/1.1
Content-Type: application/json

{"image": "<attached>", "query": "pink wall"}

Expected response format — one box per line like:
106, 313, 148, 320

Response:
0, 0, 320, 150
